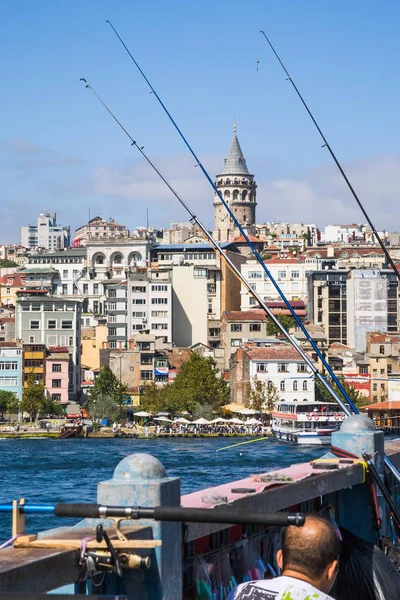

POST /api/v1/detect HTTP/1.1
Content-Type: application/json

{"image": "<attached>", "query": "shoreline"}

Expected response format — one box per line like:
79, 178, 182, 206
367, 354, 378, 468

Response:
0, 430, 271, 440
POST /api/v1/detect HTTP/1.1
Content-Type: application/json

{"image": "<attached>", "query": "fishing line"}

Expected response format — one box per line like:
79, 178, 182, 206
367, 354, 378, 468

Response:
79, 79, 353, 417
104, 19, 358, 413
259, 30, 399, 282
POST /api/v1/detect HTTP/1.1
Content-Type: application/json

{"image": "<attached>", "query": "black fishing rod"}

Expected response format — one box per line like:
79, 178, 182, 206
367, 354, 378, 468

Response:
104, 19, 358, 414
259, 30, 399, 282
0, 502, 305, 527
79, 79, 357, 415
362, 453, 400, 535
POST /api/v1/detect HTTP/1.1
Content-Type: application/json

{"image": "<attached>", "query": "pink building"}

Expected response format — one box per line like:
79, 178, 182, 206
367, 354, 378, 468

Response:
45, 346, 70, 405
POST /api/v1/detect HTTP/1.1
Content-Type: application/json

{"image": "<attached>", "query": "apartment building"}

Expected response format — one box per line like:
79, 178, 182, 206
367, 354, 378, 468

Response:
220, 310, 267, 369
0, 273, 26, 307
15, 290, 82, 399
45, 347, 70, 404
105, 282, 128, 349
74, 216, 129, 245
229, 344, 314, 406
22, 343, 46, 386
366, 332, 400, 404
241, 257, 310, 308
0, 343, 23, 401
21, 210, 70, 250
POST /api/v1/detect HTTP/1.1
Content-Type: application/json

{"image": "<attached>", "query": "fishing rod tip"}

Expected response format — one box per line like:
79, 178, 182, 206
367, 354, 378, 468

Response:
79, 78, 87, 83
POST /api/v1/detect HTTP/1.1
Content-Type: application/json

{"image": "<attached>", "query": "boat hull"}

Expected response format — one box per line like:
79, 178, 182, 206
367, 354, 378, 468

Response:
272, 428, 334, 446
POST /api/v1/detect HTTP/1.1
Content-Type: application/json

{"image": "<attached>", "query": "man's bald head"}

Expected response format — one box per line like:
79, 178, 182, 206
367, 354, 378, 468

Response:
281, 516, 340, 580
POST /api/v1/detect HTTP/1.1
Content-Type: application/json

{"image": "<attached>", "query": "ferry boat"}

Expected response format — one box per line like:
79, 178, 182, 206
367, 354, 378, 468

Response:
271, 401, 347, 445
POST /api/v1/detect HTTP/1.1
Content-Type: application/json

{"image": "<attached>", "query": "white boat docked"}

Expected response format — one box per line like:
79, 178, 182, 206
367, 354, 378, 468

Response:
271, 401, 347, 446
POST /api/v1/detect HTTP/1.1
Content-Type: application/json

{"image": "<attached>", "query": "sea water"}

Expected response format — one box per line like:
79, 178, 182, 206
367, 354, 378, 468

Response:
0, 437, 323, 537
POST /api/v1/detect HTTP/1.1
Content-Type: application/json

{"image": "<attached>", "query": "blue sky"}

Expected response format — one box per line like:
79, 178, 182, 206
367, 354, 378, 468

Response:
2, 0, 400, 242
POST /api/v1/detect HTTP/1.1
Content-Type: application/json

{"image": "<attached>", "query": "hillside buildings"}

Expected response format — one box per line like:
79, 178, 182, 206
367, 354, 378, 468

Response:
21, 210, 70, 250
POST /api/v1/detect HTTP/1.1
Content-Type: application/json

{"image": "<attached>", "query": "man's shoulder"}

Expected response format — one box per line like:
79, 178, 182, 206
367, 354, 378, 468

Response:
226, 576, 333, 600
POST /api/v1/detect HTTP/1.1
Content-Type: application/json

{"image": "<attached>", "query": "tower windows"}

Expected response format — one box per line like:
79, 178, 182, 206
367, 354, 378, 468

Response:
242, 190, 247, 201
224, 190, 231, 199
233, 189, 239, 200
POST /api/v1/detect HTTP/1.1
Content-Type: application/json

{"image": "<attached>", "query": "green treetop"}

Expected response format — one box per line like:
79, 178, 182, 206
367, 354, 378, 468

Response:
21, 373, 47, 423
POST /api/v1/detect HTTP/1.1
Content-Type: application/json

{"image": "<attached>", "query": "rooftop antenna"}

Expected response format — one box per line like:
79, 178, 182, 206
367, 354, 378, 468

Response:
259, 30, 400, 282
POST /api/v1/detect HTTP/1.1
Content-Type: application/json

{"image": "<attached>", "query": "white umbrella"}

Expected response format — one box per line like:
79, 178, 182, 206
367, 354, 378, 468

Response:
157, 411, 171, 416
134, 411, 152, 417
210, 417, 228, 424
173, 417, 191, 424
246, 418, 262, 425
228, 418, 244, 425
238, 408, 261, 415
192, 418, 210, 425
154, 416, 172, 422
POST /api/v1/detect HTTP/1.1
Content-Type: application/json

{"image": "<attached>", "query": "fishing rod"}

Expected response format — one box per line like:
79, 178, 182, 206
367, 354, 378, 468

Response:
100, 23, 400, 481
0, 502, 305, 527
79, 80, 355, 428
104, 20, 358, 414
259, 30, 399, 282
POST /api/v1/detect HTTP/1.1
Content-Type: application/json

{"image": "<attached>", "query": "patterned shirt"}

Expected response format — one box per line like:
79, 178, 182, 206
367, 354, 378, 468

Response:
226, 576, 334, 600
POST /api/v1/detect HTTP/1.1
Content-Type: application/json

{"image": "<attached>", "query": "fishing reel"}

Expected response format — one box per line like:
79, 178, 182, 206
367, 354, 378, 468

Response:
80, 523, 151, 580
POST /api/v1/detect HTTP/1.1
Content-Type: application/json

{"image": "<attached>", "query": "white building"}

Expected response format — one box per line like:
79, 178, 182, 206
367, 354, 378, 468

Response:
21, 210, 70, 250
127, 270, 172, 345
15, 290, 82, 399
240, 258, 310, 309
74, 216, 129, 246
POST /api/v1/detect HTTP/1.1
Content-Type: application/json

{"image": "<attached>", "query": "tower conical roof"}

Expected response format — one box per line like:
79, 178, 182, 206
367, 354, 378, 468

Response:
219, 124, 249, 176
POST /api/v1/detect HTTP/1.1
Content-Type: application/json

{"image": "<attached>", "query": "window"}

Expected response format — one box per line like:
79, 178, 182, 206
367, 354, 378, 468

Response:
194, 268, 207, 278
132, 286, 146, 293
151, 285, 168, 292
133, 299, 146, 305
52, 379, 62, 388
373, 383, 377, 392
0, 362, 18, 370
231, 324, 242, 332
93, 284, 99, 294
278, 363, 289, 373
291, 271, 300, 279
48, 320, 56, 329
297, 364, 307, 373
83, 284, 88, 295
256, 363, 267, 372
280, 380, 285, 391
110, 341, 117, 349
108, 302, 117, 311
151, 298, 168, 304
6, 287, 10, 294
151, 323, 168, 330
359, 365, 368, 374
29, 336, 35, 343
231, 339, 241, 347
30, 321, 40, 329
63, 270, 68, 277
381, 383, 385, 390
52, 364, 62, 372
140, 370, 153, 380
151, 310, 168, 317
303, 380, 308, 391
52, 393, 61, 401
293, 380, 298, 391
249, 323, 261, 332
62, 320, 72, 329
109, 327, 117, 336
278, 271, 287, 280
69, 336, 73, 346
62, 284, 68, 295
379, 345, 385, 355
109, 289, 117, 298
73, 270, 78, 278
380, 369, 385, 376
109, 315, 117, 323
248, 271, 262, 279
388, 364, 393, 374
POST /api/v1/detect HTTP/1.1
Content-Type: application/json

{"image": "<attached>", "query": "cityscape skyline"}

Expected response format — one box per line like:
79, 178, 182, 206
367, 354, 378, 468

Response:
2, 1, 400, 243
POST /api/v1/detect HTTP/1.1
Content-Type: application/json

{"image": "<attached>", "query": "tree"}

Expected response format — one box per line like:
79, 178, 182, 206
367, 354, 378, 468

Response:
140, 382, 168, 414
165, 352, 229, 415
0, 259, 18, 268
266, 314, 296, 336
315, 378, 368, 409
21, 373, 47, 423
86, 392, 120, 422
245, 376, 280, 413
89, 365, 126, 404
0, 390, 18, 418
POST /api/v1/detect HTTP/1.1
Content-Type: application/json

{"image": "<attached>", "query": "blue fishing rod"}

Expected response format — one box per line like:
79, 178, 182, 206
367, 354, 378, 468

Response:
104, 20, 400, 482
79, 79, 359, 418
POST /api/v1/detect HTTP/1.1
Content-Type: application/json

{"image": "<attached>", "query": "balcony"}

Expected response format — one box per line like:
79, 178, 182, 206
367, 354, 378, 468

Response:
207, 284, 216, 294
